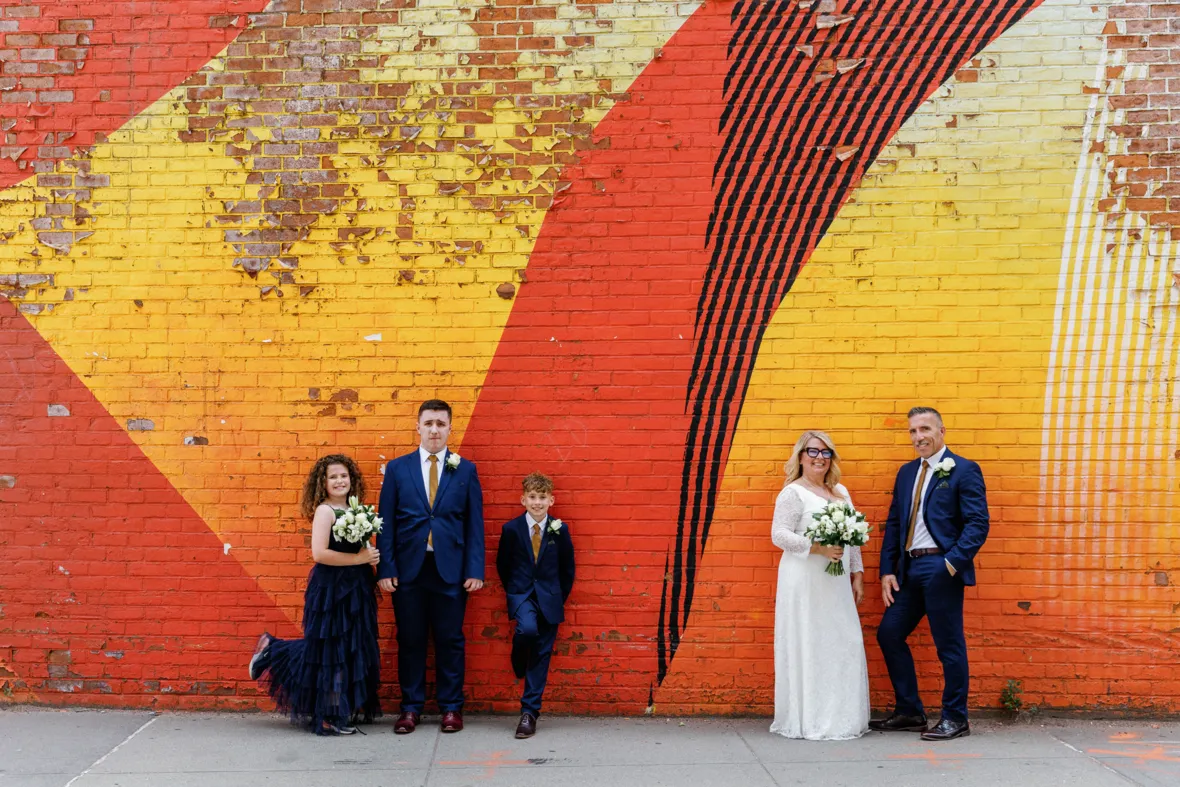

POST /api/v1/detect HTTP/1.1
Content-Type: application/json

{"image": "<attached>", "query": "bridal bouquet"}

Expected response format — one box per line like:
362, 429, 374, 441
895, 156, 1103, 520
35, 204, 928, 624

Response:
333, 496, 383, 544
805, 500, 871, 576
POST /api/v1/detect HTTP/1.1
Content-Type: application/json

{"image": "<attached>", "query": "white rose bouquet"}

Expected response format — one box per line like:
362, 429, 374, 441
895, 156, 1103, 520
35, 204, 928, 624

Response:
333, 495, 383, 544
804, 500, 871, 576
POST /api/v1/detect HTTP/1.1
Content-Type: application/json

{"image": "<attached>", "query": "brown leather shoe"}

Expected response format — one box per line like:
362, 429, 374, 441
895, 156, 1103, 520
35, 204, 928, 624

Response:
440, 710, 464, 733
394, 711, 420, 734
514, 712, 536, 739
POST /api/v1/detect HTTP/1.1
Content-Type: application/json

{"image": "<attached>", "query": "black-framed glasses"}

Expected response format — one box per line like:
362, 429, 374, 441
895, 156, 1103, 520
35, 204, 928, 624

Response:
804, 447, 834, 459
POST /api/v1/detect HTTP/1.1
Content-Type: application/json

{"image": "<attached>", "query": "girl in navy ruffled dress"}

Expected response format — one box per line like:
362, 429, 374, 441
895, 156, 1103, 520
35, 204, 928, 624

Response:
249, 454, 382, 735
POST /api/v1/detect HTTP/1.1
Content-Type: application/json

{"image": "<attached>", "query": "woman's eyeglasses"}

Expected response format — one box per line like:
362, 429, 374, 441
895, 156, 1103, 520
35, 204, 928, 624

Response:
804, 447, 834, 459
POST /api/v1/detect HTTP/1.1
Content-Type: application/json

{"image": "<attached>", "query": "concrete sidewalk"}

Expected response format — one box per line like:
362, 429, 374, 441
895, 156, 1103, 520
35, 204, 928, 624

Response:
2, 708, 1178, 787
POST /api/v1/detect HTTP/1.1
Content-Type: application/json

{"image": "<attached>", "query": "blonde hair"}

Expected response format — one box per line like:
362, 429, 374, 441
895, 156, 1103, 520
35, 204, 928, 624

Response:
783, 430, 842, 490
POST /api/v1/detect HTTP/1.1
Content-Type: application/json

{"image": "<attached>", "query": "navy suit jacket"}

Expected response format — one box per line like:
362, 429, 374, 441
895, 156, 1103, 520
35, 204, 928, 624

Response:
376, 449, 485, 586
880, 449, 989, 586
495, 513, 575, 626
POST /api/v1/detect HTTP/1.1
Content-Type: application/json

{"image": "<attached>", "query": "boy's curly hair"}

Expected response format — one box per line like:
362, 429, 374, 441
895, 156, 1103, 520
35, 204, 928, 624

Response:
300, 454, 367, 521
522, 472, 554, 496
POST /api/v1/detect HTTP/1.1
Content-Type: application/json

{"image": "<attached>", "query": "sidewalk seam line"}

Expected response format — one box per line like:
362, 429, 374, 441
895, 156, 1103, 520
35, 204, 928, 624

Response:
1047, 730, 1143, 786
736, 726, 782, 787
423, 720, 443, 787
63, 714, 158, 787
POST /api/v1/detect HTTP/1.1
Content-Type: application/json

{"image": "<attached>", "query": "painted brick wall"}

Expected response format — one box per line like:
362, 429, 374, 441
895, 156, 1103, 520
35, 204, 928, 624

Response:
3, 0, 1180, 716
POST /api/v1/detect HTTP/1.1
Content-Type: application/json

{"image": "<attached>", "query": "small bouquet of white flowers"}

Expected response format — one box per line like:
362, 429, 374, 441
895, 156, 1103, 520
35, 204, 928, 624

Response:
804, 500, 871, 576
333, 496, 383, 544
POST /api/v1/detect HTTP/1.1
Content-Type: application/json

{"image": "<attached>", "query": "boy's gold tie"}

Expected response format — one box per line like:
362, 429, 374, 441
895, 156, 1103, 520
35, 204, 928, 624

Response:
531, 523, 542, 561
904, 460, 929, 551
427, 454, 438, 548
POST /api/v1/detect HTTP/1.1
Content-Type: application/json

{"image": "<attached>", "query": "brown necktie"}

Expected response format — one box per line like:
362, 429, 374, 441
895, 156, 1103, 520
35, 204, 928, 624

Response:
904, 460, 929, 551
531, 523, 542, 561
427, 454, 438, 548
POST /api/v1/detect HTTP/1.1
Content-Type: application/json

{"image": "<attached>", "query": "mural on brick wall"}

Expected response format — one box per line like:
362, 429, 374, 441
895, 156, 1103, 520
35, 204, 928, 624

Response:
3, 0, 1179, 714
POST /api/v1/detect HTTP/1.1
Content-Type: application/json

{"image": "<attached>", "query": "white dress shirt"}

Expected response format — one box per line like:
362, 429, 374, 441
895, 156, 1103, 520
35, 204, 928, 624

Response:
526, 513, 547, 560
418, 445, 446, 551
907, 445, 946, 551
908, 445, 957, 575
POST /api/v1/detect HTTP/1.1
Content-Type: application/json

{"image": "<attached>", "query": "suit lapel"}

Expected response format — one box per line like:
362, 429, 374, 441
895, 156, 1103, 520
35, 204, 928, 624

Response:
518, 516, 537, 567
920, 449, 951, 522
899, 460, 919, 549
432, 449, 455, 511
407, 452, 430, 511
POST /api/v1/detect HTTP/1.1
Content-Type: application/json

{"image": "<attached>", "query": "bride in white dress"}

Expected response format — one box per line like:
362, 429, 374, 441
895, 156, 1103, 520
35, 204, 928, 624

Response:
770, 430, 870, 740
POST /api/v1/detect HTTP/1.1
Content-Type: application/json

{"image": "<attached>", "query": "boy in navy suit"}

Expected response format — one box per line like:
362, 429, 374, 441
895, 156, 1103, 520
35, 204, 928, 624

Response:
495, 472, 575, 738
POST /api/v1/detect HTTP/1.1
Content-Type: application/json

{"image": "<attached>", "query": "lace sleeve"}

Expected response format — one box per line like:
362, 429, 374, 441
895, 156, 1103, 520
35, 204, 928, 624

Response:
772, 485, 812, 558
836, 484, 865, 574
849, 545, 864, 574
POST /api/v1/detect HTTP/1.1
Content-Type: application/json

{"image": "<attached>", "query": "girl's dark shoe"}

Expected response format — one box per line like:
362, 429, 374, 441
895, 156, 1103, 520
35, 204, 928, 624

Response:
248, 633, 272, 680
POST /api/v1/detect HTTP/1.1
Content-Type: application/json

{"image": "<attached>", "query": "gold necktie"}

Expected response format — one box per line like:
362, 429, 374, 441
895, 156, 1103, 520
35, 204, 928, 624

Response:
427, 454, 438, 548
531, 523, 542, 561
904, 460, 929, 551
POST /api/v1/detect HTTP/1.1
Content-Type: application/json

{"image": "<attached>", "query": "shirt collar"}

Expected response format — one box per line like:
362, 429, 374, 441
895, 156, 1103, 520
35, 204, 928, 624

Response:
419, 446, 447, 464
526, 513, 547, 529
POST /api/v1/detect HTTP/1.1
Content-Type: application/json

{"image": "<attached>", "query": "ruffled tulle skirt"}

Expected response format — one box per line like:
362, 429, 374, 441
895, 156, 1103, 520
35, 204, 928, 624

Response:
259, 563, 382, 734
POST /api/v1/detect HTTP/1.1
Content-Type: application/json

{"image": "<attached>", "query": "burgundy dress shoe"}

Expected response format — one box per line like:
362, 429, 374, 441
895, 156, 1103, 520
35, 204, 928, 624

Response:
394, 711, 420, 734
921, 717, 970, 741
514, 712, 537, 739
440, 710, 464, 733
868, 712, 928, 732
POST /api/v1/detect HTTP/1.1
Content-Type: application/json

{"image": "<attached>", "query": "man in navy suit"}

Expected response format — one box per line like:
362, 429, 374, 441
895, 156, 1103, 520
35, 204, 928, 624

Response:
495, 472, 575, 738
377, 399, 484, 734
871, 407, 989, 741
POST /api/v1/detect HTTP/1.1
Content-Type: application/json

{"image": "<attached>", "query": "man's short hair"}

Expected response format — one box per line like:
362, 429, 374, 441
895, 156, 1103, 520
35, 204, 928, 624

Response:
418, 399, 452, 421
522, 472, 555, 495
907, 406, 943, 425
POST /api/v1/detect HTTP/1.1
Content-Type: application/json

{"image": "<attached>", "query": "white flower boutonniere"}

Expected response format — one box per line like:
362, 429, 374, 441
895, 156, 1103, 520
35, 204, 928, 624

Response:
445, 452, 461, 471
933, 457, 956, 479
547, 518, 564, 535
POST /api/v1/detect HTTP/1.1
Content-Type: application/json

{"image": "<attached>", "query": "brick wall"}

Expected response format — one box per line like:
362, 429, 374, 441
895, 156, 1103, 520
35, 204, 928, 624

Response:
2, 0, 1179, 715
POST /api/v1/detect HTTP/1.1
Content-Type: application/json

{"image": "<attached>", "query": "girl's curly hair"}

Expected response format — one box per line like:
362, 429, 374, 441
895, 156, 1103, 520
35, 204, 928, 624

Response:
300, 454, 367, 521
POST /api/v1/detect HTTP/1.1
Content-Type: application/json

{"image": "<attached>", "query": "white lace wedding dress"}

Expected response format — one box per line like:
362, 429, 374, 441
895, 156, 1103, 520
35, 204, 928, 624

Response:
769, 482, 870, 740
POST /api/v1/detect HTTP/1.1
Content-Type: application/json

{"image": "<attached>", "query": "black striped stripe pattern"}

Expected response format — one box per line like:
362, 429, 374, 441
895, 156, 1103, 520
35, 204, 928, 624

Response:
657, 0, 1040, 684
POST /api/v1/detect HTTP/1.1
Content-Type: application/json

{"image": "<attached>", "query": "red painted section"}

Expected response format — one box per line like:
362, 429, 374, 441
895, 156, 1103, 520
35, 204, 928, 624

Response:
461, 3, 732, 708
0, 0, 266, 190
0, 296, 292, 707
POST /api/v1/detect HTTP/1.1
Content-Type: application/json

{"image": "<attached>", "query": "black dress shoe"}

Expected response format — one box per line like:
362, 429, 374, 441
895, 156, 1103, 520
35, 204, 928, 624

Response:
868, 712, 928, 732
510, 642, 528, 679
921, 717, 970, 741
515, 712, 537, 739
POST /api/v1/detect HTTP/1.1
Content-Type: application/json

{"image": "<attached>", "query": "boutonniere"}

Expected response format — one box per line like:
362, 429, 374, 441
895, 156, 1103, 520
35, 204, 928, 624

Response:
932, 457, 955, 479
444, 452, 461, 471
547, 518, 563, 535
